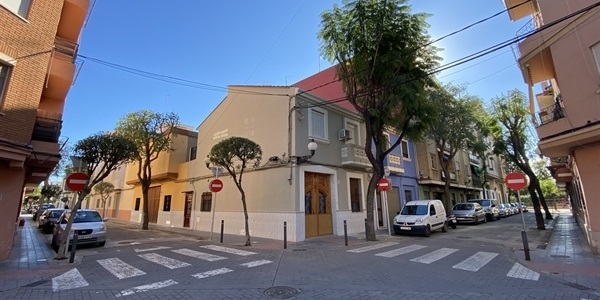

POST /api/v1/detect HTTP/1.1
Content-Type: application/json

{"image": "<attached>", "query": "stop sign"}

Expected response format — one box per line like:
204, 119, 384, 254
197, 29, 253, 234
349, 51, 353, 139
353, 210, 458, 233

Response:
66, 172, 88, 191
209, 179, 223, 193
377, 178, 391, 191
505, 172, 528, 190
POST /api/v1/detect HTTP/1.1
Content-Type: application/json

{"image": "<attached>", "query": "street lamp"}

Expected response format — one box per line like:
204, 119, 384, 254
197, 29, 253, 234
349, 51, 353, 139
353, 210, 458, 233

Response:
292, 139, 318, 165
204, 156, 223, 240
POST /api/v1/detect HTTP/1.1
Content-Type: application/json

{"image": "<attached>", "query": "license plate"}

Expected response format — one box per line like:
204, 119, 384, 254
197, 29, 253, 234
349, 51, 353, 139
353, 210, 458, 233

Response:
400, 226, 411, 230
457, 218, 466, 220
77, 235, 92, 239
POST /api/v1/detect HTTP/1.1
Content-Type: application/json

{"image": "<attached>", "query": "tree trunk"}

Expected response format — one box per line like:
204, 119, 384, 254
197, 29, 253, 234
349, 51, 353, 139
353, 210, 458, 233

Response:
240, 189, 251, 246
527, 185, 546, 230
365, 173, 378, 241
533, 179, 553, 220
56, 189, 89, 259
142, 182, 150, 230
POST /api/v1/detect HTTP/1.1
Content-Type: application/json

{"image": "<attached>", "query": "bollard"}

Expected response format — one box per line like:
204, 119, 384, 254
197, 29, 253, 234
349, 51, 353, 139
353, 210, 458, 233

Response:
284, 221, 287, 249
220, 220, 224, 243
344, 220, 348, 246
364, 218, 368, 241
69, 231, 79, 263
521, 231, 531, 261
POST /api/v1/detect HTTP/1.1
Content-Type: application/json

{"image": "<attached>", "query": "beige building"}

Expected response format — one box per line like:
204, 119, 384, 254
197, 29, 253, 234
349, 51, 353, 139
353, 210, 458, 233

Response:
0, 0, 90, 259
504, 0, 600, 252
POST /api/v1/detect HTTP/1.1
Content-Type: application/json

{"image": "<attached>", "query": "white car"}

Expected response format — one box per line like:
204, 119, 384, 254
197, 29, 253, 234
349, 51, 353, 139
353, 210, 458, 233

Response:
52, 209, 107, 250
393, 200, 448, 237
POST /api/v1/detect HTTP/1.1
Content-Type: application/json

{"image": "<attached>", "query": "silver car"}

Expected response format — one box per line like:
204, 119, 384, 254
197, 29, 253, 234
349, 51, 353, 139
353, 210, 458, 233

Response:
52, 209, 107, 250
451, 203, 486, 224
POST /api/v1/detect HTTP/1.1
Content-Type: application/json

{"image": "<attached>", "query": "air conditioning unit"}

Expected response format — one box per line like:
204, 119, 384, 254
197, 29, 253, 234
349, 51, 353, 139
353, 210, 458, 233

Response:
338, 129, 351, 141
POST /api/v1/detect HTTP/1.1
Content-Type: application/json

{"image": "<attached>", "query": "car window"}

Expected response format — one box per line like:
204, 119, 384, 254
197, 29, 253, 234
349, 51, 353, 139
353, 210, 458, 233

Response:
61, 211, 103, 223
401, 205, 428, 215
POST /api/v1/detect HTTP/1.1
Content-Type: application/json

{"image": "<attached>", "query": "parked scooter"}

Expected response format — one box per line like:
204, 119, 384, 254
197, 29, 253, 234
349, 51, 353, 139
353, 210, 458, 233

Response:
446, 215, 457, 229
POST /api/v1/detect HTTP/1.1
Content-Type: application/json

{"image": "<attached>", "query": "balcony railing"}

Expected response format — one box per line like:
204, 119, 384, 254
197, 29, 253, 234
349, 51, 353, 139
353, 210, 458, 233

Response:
512, 12, 544, 60
468, 152, 480, 165
32, 110, 62, 143
532, 94, 565, 127
386, 154, 404, 173
341, 144, 370, 168
54, 37, 79, 63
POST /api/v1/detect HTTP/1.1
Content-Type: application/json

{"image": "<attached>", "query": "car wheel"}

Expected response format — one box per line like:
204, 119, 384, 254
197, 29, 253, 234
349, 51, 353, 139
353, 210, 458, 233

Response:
424, 225, 431, 237
442, 221, 448, 233
483, 216, 488, 223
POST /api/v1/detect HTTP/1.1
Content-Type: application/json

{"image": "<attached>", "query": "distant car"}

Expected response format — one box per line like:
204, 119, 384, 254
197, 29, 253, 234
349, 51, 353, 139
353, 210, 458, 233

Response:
52, 209, 107, 250
451, 203, 486, 224
510, 203, 520, 214
38, 208, 65, 234
517, 202, 529, 212
497, 203, 510, 218
468, 199, 500, 221
33, 203, 55, 221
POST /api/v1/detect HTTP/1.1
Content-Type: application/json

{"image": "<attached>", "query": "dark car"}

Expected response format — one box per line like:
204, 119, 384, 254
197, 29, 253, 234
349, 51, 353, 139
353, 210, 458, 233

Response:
39, 208, 65, 234
33, 203, 55, 221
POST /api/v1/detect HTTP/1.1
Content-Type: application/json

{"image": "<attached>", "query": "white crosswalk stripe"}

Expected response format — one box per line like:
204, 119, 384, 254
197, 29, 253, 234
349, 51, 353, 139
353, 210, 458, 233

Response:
138, 253, 191, 269
201, 245, 256, 256
506, 262, 540, 281
241, 260, 273, 268
347, 242, 398, 253
375, 244, 427, 258
52, 268, 89, 292
116, 279, 178, 297
192, 267, 233, 279
134, 246, 172, 253
452, 251, 498, 272
97, 258, 146, 279
410, 248, 459, 264
172, 248, 227, 261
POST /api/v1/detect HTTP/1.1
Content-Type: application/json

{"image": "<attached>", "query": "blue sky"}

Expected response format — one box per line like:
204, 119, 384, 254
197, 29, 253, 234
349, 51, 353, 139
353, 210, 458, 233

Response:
63, 0, 530, 145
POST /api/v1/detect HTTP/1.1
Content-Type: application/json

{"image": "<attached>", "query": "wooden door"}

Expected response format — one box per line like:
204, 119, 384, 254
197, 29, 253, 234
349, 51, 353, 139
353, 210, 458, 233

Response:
304, 172, 332, 238
387, 187, 400, 229
183, 192, 193, 228
148, 186, 161, 223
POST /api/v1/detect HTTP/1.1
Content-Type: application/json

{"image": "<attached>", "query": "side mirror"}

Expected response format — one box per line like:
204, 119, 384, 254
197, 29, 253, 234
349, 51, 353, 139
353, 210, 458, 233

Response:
103, 218, 110, 222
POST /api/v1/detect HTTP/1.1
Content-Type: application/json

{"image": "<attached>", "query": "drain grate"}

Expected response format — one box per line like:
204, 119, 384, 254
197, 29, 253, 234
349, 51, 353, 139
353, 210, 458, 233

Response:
264, 286, 299, 299
550, 255, 570, 258
561, 281, 591, 291
537, 244, 547, 249
23, 280, 49, 288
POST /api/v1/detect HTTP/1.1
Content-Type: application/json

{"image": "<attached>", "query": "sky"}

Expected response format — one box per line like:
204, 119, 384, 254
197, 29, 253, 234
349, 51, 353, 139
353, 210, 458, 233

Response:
63, 0, 532, 146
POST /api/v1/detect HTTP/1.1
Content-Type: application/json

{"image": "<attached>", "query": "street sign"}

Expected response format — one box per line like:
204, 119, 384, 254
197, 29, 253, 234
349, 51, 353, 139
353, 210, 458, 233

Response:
377, 178, 391, 192
505, 172, 528, 190
209, 179, 223, 193
66, 172, 88, 191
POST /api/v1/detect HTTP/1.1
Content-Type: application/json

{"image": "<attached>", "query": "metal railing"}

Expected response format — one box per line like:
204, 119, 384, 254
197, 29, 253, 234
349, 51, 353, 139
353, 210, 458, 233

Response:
532, 94, 565, 127
54, 37, 79, 62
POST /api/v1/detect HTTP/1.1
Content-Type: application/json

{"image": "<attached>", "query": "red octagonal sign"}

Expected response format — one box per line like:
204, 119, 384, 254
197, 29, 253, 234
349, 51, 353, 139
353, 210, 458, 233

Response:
209, 179, 223, 193
377, 178, 391, 192
505, 172, 528, 190
66, 172, 88, 191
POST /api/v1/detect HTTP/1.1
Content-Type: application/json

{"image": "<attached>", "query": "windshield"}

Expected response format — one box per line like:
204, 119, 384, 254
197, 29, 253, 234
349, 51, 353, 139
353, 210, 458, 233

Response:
62, 211, 103, 223
401, 205, 428, 215
453, 204, 473, 211
470, 200, 490, 207
50, 210, 65, 218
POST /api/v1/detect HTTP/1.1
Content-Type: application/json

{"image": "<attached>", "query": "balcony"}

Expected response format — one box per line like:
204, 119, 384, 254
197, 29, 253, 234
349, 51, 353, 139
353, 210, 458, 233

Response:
31, 110, 62, 143
468, 152, 480, 165
56, 0, 91, 42
504, 0, 538, 21
532, 94, 565, 127
341, 144, 370, 169
43, 50, 76, 101
441, 171, 457, 181
386, 154, 404, 174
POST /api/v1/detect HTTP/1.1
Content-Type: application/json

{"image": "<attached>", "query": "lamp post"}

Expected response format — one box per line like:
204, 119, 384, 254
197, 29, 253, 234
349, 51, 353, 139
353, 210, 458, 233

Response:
204, 156, 223, 241
293, 139, 318, 165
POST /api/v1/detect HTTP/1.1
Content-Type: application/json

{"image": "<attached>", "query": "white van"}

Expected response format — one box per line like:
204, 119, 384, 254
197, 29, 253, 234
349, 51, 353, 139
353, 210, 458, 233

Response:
393, 200, 447, 237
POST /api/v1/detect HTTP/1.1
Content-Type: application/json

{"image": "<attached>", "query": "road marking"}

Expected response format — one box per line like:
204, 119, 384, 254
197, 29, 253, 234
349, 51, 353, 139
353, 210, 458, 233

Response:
410, 248, 459, 264
134, 246, 172, 253
172, 248, 227, 261
52, 268, 89, 292
452, 251, 498, 272
241, 260, 273, 268
97, 258, 146, 279
138, 253, 191, 269
506, 262, 540, 281
116, 279, 178, 297
347, 242, 398, 253
375, 244, 427, 258
192, 267, 233, 279
201, 245, 256, 256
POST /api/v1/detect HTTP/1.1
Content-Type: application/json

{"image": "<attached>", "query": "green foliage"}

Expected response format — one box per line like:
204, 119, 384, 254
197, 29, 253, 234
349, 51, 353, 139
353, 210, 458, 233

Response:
532, 159, 551, 180
40, 184, 62, 200
94, 182, 115, 202
539, 178, 563, 198
208, 137, 262, 178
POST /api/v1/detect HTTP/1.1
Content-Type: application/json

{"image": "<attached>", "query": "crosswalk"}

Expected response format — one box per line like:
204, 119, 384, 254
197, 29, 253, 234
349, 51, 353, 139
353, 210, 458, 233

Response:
51, 244, 273, 294
347, 242, 539, 280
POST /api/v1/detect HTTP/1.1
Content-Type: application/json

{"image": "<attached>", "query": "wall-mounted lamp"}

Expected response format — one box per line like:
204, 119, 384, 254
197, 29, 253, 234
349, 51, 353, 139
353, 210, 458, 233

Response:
291, 139, 318, 165
204, 156, 223, 177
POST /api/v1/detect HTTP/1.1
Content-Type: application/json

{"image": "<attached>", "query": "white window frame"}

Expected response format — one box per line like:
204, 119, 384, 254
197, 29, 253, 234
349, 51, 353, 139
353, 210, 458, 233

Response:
0, 0, 32, 18
347, 173, 365, 213
488, 157, 495, 171
308, 107, 328, 141
401, 140, 411, 160
592, 42, 600, 79
0, 57, 14, 110
344, 118, 361, 146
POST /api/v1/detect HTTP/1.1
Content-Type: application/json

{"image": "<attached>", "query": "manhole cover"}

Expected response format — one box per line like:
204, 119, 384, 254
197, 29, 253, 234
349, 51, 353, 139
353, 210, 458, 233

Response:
263, 286, 299, 299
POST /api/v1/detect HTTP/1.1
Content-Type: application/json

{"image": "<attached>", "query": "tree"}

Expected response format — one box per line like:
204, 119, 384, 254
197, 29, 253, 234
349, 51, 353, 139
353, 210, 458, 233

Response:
489, 89, 552, 230
40, 183, 62, 204
94, 182, 115, 218
56, 132, 137, 259
115, 110, 179, 230
319, 0, 440, 241
207, 137, 262, 246
425, 83, 481, 212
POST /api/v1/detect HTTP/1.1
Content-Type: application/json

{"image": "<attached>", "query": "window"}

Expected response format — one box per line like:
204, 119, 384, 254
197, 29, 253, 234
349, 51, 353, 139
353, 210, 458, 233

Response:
349, 178, 362, 212
309, 108, 327, 140
134, 198, 141, 211
163, 195, 172, 211
593, 42, 600, 76
345, 120, 360, 145
488, 157, 495, 170
0, 0, 31, 18
455, 161, 461, 175
189, 146, 197, 161
201, 192, 212, 212
383, 133, 391, 151
404, 190, 413, 204
430, 154, 438, 170
0, 62, 10, 107
401, 140, 410, 159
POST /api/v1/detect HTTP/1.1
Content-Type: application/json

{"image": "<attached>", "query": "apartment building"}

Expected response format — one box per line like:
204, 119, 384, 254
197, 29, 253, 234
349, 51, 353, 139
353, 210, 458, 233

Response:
0, 0, 90, 259
504, 0, 600, 252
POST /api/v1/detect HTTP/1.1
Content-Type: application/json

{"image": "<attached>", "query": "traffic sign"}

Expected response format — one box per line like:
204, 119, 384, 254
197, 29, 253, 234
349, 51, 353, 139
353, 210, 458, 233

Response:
377, 178, 391, 192
209, 179, 223, 193
505, 172, 528, 190
66, 172, 88, 191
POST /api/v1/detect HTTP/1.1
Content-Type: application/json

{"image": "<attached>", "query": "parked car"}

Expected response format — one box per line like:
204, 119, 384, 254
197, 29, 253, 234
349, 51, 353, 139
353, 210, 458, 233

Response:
52, 209, 107, 250
468, 199, 500, 221
517, 202, 529, 212
393, 200, 448, 237
497, 203, 510, 218
510, 203, 520, 214
38, 208, 65, 234
451, 203, 486, 224
33, 203, 55, 221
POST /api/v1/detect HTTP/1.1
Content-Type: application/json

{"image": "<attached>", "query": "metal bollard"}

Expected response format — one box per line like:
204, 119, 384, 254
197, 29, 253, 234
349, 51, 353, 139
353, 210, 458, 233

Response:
69, 231, 79, 263
364, 218, 368, 241
521, 231, 531, 261
344, 220, 348, 246
284, 221, 287, 249
220, 220, 224, 243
